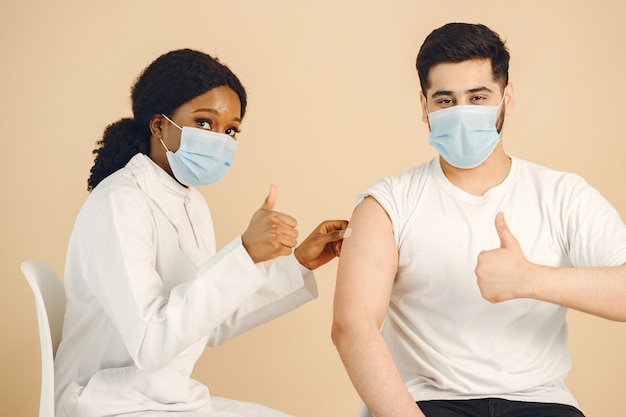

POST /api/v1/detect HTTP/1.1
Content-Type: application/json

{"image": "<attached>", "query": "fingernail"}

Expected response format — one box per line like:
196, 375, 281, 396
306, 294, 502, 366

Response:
343, 228, 352, 238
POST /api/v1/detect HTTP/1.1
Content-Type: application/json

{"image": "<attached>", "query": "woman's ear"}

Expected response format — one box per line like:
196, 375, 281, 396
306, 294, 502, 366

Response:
149, 114, 164, 137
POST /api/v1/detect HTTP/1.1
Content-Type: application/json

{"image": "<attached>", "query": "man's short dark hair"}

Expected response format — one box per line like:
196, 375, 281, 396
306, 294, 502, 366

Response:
416, 23, 510, 93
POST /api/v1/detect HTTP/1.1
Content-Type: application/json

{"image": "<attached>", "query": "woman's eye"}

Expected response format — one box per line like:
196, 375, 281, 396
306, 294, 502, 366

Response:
225, 127, 241, 138
197, 120, 213, 130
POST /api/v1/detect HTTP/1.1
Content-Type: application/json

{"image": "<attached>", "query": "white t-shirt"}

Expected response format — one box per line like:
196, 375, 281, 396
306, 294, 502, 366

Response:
358, 157, 626, 406
55, 154, 317, 417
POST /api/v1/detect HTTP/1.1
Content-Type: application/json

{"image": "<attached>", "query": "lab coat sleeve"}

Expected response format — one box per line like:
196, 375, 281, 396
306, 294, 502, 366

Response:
206, 248, 318, 346
77, 188, 271, 371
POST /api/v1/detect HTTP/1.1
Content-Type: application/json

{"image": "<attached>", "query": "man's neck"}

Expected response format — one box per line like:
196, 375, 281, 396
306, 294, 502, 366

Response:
439, 144, 511, 196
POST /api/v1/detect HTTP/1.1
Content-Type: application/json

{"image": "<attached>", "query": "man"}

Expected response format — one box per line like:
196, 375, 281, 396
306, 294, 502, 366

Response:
332, 23, 626, 417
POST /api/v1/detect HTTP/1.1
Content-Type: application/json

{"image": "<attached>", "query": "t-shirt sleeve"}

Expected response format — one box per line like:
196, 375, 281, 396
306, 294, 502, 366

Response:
355, 164, 431, 249
564, 175, 626, 267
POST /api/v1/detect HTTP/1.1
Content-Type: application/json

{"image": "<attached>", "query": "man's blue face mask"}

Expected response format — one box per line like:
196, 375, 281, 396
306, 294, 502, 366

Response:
426, 95, 505, 169
160, 114, 238, 186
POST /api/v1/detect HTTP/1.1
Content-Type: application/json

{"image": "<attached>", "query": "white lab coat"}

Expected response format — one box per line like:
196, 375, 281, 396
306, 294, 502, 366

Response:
54, 154, 317, 417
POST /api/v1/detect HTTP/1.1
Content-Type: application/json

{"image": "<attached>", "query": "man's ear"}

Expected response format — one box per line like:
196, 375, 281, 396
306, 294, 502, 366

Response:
504, 83, 515, 116
419, 91, 429, 123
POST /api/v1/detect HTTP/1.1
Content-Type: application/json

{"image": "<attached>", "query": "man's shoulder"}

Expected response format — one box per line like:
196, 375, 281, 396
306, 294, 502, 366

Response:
509, 158, 594, 209
377, 158, 436, 187
513, 157, 585, 184
358, 159, 436, 213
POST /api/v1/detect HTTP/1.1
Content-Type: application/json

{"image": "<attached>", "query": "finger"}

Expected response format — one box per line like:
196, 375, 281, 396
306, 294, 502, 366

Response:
274, 211, 298, 228
495, 212, 518, 249
333, 240, 343, 257
320, 219, 349, 233
277, 232, 298, 249
261, 184, 277, 211
268, 221, 298, 243
324, 228, 347, 243
278, 223, 299, 240
303, 224, 347, 247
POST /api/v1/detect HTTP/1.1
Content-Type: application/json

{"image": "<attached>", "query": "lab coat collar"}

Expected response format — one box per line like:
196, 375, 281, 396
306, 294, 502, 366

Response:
127, 153, 191, 200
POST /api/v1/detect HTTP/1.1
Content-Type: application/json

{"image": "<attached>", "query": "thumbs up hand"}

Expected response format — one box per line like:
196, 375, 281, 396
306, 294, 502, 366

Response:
242, 185, 299, 263
475, 212, 535, 303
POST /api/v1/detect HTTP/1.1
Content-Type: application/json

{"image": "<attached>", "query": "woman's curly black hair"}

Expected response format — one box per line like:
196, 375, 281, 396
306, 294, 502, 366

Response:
87, 49, 247, 191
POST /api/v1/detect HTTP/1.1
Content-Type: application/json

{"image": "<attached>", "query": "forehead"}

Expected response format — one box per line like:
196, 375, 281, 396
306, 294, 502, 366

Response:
426, 59, 499, 96
178, 86, 241, 117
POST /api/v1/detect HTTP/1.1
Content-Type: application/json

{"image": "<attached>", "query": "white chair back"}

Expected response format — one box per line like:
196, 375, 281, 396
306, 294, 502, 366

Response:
21, 260, 66, 417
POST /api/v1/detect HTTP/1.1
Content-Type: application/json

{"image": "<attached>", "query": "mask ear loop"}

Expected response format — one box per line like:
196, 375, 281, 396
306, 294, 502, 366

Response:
424, 95, 433, 122
497, 86, 508, 110
161, 113, 183, 130
159, 113, 183, 152
495, 87, 508, 135
159, 138, 171, 153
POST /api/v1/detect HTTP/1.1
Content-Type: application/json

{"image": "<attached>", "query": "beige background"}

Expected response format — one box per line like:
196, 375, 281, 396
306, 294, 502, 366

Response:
1, 1, 625, 416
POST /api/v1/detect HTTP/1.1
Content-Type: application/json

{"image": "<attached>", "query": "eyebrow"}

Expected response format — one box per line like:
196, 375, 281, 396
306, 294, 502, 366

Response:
192, 108, 241, 122
430, 86, 494, 98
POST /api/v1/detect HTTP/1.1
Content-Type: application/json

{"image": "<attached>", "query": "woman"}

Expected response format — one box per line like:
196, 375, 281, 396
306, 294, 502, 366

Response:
54, 48, 347, 417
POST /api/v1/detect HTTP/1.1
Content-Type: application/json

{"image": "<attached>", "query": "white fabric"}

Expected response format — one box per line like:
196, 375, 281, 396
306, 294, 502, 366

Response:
55, 153, 316, 417
357, 157, 626, 407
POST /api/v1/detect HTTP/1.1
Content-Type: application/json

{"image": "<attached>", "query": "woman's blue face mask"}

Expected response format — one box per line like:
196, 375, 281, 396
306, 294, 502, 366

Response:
160, 114, 238, 186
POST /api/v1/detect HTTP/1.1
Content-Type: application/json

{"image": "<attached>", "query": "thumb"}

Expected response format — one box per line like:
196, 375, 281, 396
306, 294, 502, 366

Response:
495, 212, 518, 249
261, 184, 277, 211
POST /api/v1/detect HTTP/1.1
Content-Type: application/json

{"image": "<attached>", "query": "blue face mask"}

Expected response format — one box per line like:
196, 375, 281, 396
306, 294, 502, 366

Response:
427, 99, 504, 169
159, 114, 238, 186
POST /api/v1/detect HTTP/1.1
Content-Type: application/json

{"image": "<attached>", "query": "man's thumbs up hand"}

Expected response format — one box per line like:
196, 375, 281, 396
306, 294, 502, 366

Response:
475, 212, 534, 303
